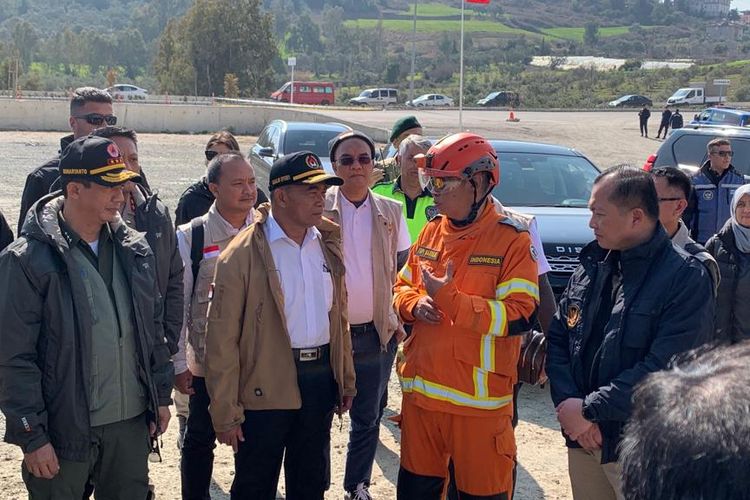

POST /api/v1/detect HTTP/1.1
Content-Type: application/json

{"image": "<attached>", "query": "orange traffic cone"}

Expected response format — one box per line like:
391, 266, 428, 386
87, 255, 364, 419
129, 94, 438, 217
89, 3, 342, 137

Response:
506, 110, 520, 122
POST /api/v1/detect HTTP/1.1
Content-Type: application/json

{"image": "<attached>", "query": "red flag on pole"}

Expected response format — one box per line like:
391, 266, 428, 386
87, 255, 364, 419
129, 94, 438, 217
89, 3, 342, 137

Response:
466, 0, 490, 3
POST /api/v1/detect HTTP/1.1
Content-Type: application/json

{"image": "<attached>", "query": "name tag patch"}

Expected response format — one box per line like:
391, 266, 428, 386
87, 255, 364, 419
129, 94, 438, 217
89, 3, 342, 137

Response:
415, 246, 440, 261
468, 255, 504, 267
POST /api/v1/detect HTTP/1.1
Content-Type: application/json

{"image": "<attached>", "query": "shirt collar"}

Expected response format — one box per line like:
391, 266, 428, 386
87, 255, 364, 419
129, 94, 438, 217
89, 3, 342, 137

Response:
208, 203, 255, 239
671, 220, 692, 248
393, 176, 431, 198
266, 210, 321, 247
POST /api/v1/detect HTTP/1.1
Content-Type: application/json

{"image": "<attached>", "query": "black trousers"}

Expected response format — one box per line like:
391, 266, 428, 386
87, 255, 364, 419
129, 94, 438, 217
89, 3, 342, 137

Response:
230, 349, 338, 500
640, 121, 648, 136
657, 121, 669, 138
181, 376, 215, 500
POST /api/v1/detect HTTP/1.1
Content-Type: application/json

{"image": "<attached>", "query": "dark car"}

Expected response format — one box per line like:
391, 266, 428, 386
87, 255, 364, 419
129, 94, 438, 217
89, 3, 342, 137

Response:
490, 140, 599, 294
690, 107, 750, 128
477, 91, 520, 108
248, 120, 352, 187
642, 127, 750, 179
608, 94, 653, 108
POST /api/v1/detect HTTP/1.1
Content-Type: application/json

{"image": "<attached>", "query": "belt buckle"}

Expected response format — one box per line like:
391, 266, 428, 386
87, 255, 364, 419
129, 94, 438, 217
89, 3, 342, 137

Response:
299, 348, 319, 361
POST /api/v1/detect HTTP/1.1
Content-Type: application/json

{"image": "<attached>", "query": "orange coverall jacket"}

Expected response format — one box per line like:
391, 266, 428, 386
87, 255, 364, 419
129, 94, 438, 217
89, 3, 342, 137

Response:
393, 201, 539, 417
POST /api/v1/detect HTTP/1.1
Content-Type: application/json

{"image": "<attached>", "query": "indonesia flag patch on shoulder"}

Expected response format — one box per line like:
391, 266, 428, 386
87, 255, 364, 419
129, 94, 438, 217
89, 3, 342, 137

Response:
203, 245, 221, 259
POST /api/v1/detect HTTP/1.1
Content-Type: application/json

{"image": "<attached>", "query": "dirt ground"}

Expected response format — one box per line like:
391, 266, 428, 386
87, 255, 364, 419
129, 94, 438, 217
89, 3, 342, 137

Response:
0, 116, 661, 499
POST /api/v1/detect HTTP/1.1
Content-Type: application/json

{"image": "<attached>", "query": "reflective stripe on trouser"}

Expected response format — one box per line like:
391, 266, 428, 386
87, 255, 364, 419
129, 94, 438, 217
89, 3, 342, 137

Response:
399, 399, 515, 497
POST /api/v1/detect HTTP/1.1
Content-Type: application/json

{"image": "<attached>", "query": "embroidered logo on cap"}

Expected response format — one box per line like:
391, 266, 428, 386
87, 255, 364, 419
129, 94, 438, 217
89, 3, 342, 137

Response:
107, 143, 120, 158
306, 155, 320, 168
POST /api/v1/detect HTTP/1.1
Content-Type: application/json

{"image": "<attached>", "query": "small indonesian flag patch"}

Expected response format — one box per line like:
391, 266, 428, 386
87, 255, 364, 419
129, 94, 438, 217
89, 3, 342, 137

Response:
203, 245, 221, 259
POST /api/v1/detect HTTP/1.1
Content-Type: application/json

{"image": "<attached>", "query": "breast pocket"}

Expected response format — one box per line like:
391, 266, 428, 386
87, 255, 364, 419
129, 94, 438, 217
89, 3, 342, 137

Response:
622, 307, 655, 351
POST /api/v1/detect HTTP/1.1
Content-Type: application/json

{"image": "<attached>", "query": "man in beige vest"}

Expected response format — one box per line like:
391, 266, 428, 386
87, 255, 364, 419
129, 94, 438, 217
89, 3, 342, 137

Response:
174, 152, 257, 500
205, 151, 356, 499
326, 131, 411, 500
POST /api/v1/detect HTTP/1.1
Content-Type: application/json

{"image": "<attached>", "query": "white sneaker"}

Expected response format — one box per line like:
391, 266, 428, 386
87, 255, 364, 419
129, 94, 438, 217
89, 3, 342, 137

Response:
345, 482, 373, 500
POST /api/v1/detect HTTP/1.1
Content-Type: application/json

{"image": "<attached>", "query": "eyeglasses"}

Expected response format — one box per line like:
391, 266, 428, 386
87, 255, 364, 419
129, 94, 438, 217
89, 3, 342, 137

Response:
710, 150, 733, 157
73, 113, 117, 126
205, 150, 220, 161
658, 197, 684, 203
336, 155, 372, 167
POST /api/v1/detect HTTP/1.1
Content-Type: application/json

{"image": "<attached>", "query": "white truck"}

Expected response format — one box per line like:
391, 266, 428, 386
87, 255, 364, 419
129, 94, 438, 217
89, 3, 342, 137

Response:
667, 80, 729, 106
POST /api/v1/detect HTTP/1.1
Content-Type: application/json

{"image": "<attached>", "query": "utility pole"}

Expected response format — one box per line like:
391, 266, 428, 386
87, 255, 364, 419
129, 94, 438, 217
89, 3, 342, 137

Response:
408, 0, 418, 103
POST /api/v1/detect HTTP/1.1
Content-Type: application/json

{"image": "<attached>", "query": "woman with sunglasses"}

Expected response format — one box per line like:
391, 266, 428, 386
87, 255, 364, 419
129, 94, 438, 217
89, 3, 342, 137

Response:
706, 184, 750, 344
174, 131, 268, 226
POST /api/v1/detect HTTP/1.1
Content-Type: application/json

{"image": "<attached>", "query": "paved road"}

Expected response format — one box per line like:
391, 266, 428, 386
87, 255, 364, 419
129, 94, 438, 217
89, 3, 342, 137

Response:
312, 108, 669, 169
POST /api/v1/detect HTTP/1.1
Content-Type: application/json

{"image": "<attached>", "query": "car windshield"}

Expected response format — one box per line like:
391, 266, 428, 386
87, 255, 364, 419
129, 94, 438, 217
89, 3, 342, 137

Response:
616, 95, 631, 102
359, 90, 372, 97
284, 129, 344, 158
492, 152, 599, 207
673, 89, 689, 97
486, 92, 500, 99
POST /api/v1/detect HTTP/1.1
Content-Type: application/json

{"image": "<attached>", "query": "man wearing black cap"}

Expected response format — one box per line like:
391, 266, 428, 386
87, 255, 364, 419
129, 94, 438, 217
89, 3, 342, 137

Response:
205, 151, 356, 499
327, 131, 411, 500
0, 135, 174, 499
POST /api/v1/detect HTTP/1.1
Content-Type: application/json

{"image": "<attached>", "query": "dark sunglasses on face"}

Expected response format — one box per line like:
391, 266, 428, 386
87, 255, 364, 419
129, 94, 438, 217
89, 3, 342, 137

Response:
205, 150, 220, 161
73, 113, 117, 126
711, 150, 733, 157
337, 154, 372, 167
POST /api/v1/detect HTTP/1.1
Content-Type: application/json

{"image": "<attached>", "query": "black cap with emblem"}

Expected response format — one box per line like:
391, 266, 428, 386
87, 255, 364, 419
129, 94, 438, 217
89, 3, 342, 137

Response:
59, 135, 141, 186
268, 151, 344, 192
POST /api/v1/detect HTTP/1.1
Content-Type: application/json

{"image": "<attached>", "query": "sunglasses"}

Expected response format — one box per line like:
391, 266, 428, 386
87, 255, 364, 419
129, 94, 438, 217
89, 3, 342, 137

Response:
205, 150, 221, 161
73, 113, 117, 126
658, 197, 684, 203
710, 150, 733, 157
336, 154, 372, 167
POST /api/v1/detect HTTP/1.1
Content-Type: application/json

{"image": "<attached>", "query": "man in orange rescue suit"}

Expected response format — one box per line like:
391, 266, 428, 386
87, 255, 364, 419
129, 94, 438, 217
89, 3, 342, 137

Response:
393, 133, 539, 499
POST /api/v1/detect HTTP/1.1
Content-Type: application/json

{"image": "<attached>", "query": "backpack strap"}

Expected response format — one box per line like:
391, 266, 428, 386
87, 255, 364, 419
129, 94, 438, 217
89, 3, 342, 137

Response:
190, 218, 205, 295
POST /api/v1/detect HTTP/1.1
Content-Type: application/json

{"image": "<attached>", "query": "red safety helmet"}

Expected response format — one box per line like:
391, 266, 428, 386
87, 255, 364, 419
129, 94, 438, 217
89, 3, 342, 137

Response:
415, 133, 499, 187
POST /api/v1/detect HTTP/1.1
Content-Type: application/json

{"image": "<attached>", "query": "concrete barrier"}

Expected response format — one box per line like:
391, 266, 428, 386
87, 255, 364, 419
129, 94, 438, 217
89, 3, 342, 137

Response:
0, 99, 389, 141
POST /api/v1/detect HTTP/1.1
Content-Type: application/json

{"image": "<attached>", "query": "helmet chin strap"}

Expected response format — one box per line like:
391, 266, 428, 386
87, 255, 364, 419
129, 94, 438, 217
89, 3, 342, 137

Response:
449, 178, 493, 227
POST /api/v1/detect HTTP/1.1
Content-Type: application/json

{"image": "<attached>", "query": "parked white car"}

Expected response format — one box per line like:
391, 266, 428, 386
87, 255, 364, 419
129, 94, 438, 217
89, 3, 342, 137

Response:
349, 88, 398, 106
407, 93, 454, 107
107, 84, 148, 100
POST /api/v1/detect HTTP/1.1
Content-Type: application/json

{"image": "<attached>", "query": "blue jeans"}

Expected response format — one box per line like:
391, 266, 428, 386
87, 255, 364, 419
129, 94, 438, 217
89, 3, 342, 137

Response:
181, 376, 215, 500
344, 324, 397, 491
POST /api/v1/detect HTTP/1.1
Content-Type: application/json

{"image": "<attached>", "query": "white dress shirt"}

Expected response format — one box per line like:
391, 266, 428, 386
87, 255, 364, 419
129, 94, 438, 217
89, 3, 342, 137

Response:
264, 211, 333, 348
339, 194, 411, 325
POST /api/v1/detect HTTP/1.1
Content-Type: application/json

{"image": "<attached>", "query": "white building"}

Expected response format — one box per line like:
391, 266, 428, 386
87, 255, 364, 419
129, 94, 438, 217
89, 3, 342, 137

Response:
686, 0, 731, 17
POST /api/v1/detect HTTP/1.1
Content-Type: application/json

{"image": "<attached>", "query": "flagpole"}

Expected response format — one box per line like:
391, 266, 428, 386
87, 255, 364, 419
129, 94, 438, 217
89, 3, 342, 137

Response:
459, 0, 465, 131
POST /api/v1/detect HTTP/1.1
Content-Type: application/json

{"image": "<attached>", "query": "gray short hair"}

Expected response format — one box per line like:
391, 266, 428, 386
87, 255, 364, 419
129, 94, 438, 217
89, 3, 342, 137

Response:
398, 134, 432, 158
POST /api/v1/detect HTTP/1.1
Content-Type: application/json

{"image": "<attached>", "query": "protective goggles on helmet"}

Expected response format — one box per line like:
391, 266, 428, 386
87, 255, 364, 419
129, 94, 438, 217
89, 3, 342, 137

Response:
415, 154, 463, 193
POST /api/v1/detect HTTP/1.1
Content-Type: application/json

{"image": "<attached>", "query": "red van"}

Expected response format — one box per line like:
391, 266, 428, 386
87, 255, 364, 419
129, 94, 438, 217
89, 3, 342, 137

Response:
270, 81, 335, 105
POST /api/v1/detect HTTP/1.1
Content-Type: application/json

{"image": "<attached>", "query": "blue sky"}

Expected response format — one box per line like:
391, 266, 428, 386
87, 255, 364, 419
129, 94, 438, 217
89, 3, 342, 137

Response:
734, 0, 750, 10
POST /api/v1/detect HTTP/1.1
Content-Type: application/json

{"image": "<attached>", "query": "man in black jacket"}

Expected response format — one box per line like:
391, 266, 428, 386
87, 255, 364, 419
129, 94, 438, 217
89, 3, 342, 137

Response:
17, 87, 116, 233
656, 106, 672, 139
0, 209, 12, 251
546, 166, 715, 500
0, 136, 173, 499
91, 126, 184, 356
638, 105, 651, 138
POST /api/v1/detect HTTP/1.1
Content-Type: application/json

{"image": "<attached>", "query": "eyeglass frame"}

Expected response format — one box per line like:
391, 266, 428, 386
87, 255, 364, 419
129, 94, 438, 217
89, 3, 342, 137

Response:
72, 113, 118, 126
